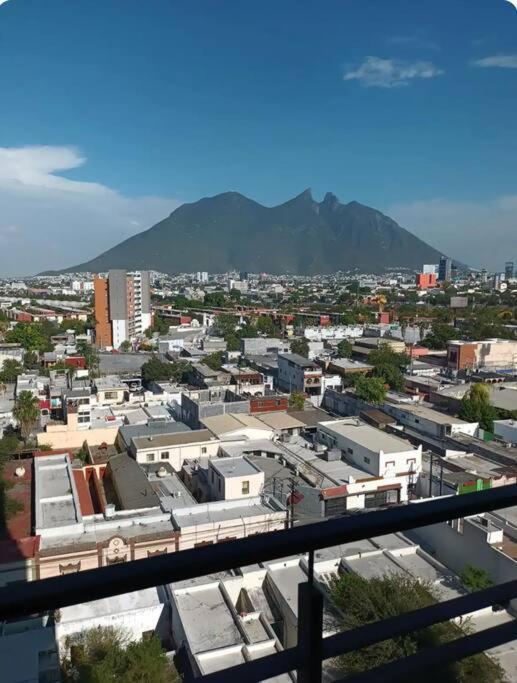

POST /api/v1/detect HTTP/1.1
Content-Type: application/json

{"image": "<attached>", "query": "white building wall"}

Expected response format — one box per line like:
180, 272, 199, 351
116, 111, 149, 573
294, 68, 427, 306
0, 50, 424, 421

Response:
112, 319, 128, 348
493, 420, 517, 445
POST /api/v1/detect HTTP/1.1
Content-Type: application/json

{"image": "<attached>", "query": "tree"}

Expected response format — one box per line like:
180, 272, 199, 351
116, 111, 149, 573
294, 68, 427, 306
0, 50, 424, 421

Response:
23, 350, 40, 370
460, 564, 493, 593
77, 341, 100, 377
61, 626, 178, 683
0, 359, 23, 383
423, 322, 457, 350
459, 383, 497, 432
330, 572, 503, 682
354, 375, 387, 405
5, 323, 52, 352
13, 390, 40, 442
337, 339, 353, 358
119, 340, 131, 352
368, 343, 409, 390
290, 337, 309, 358
60, 318, 88, 335
141, 355, 174, 382
203, 351, 224, 371
289, 391, 306, 410
256, 315, 276, 336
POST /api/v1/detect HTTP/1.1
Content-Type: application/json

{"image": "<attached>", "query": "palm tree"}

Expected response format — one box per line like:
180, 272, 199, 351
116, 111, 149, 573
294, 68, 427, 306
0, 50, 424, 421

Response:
13, 390, 40, 442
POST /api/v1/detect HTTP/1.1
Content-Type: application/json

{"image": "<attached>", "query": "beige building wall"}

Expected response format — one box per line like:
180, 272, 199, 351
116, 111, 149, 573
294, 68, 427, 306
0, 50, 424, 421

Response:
177, 514, 285, 551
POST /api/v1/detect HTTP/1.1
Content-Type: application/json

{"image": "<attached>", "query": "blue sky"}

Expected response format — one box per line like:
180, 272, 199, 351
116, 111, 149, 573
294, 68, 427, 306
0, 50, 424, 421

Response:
0, 0, 516, 273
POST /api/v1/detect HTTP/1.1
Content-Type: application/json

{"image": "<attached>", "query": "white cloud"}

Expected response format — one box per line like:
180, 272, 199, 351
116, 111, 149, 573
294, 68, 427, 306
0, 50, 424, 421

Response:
472, 54, 517, 69
386, 195, 517, 270
343, 56, 444, 88
0, 146, 180, 275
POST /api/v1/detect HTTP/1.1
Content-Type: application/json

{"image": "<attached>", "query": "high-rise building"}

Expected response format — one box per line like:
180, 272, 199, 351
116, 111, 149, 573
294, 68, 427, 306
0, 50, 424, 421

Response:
505, 261, 514, 281
438, 256, 452, 282
422, 264, 438, 275
94, 270, 151, 349
196, 271, 209, 283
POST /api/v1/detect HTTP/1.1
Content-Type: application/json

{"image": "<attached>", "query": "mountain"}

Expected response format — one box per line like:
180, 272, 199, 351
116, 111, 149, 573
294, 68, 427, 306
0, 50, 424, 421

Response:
53, 190, 447, 275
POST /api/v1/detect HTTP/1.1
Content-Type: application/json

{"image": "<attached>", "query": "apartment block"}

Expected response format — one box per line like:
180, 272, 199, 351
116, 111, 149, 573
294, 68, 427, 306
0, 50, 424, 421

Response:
94, 270, 151, 349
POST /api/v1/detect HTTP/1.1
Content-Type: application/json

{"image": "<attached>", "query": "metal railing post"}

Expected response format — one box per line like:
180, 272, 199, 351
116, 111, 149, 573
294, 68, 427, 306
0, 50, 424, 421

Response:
297, 578, 323, 683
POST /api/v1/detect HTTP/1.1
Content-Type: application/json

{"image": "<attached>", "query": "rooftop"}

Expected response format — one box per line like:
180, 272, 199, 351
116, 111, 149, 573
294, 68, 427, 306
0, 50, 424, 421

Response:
388, 402, 474, 425
279, 353, 320, 369
118, 420, 191, 446
95, 375, 126, 391
172, 496, 284, 529
201, 413, 271, 437
210, 456, 262, 479
319, 419, 416, 454
107, 453, 160, 510
131, 428, 216, 451
256, 412, 306, 431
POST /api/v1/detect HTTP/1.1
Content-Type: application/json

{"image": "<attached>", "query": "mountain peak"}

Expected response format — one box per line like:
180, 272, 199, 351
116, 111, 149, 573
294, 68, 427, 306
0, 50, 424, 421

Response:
57, 189, 447, 275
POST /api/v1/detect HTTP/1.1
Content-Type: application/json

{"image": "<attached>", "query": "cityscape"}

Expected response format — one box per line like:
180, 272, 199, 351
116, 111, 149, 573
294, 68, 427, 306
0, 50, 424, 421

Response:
2, 1, 517, 683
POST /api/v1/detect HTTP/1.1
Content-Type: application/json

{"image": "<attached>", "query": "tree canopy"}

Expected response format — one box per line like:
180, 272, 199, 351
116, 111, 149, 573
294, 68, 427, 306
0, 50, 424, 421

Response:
337, 339, 353, 358
459, 383, 497, 432
61, 626, 178, 683
289, 391, 306, 410
354, 375, 387, 405
0, 359, 24, 383
141, 355, 191, 383
290, 337, 310, 358
5, 322, 53, 352
13, 390, 40, 442
330, 572, 503, 682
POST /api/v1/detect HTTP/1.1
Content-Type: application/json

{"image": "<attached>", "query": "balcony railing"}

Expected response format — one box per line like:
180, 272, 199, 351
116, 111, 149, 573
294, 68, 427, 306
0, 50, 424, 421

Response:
1, 485, 517, 682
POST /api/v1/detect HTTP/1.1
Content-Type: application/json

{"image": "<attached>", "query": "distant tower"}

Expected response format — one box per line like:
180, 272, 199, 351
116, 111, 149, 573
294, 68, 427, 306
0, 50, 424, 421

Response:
505, 261, 514, 281
438, 256, 452, 282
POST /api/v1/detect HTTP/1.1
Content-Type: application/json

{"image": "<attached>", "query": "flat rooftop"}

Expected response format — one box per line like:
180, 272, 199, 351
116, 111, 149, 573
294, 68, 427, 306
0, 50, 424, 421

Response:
210, 456, 261, 479
172, 583, 243, 653
131, 428, 215, 451
319, 419, 415, 454
34, 454, 82, 532
389, 402, 473, 425
257, 412, 306, 431
172, 496, 283, 529
59, 586, 164, 623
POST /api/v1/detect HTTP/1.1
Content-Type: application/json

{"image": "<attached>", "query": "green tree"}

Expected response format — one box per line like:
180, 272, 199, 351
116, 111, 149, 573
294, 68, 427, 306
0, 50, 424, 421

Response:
0, 359, 23, 383
119, 340, 131, 352
13, 390, 40, 442
203, 351, 225, 371
330, 572, 503, 682
77, 341, 100, 377
141, 356, 174, 382
61, 626, 178, 683
423, 322, 457, 350
289, 391, 306, 410
368, 343, 409, 390
354, 375, 387, 405
5, 323, 52, 352
60, 318, 88, 335
256, 315, 276, 336
290, 337, 310, 358
0, 434, 22, 465
459, 383, 497, 432
337, 339, 353, 358
23, 350, 40, 370
460, 564, 493, 592
204, 290, 226, 307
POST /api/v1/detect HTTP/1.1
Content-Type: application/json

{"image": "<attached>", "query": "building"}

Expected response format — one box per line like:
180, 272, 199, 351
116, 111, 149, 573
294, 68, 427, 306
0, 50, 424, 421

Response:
438, 256, 452, 282
129, 429, 220, 469
505, 261, 514, 281
277, 354, 322, 405
494, 419, 517, 446
422, 264, 438, 275
447, 339, 517, 373
94, 270, 151, 349
416, 273, 437, 289
382, 402, 479, 439
207, 456, 265, 500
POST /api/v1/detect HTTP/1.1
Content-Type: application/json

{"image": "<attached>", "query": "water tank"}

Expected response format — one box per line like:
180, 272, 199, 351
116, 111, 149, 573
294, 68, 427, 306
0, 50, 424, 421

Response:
14, 466, 25, 478
157, 467, 168, 478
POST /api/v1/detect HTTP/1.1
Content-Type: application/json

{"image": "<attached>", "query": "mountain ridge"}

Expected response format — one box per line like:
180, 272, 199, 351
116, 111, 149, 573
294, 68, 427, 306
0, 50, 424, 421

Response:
44, 190, 449, 275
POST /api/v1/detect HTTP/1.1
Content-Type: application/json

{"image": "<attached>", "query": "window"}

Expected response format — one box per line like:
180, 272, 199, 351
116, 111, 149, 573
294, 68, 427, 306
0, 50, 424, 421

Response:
407, 458, 416, 469
385, 460, 395, 469
146, 453, 155, 462
218, 478, 221, 491
201, 446, 207, 454
104, 391, 118, 400
364, 456, 371, 464
242, 480, 250, 495
160, 451, 170, 460
78, 415, 90, 424
347, 447, 353, 455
